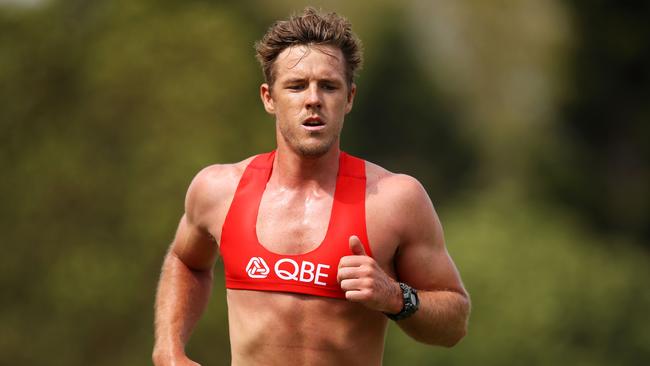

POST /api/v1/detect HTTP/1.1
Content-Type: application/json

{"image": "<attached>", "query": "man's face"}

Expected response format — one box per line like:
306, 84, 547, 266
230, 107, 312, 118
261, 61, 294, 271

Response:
260, 45, 356, 157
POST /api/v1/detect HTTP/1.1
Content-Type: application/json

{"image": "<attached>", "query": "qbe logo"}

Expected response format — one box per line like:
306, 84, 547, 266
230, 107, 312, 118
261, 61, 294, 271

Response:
246, 257, 270, 278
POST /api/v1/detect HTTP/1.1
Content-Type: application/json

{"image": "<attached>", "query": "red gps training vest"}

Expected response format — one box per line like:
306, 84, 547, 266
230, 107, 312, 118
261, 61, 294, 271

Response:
220, 150, 373, 299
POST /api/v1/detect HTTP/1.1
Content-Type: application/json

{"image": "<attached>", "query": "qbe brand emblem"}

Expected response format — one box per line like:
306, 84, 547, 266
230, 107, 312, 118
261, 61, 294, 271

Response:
244, 257, 330, 286
246, 257, 270, 278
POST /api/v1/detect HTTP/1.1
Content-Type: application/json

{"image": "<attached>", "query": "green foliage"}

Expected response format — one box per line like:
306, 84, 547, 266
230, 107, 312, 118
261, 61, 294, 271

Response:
346, 10, 478, 203
385, 188, 649, 365
538, 0, 650, 243
1, 1, 648, 365
1, 1, 267, 364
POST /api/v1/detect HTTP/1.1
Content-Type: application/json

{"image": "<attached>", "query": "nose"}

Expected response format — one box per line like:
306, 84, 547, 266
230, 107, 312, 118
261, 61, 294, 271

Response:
305, 84, 322, 109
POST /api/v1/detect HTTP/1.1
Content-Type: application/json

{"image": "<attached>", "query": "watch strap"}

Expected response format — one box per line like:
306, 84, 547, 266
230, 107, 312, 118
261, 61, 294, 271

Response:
385, 282, 419, 321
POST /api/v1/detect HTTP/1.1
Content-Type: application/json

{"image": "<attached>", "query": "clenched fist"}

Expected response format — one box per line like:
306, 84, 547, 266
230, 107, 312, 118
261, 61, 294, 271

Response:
337, 236, 403, 314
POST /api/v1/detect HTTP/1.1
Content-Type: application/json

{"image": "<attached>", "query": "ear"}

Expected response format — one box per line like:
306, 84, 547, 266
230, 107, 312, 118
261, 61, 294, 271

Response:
260, 83, 275, 114
345, 83, 356, 114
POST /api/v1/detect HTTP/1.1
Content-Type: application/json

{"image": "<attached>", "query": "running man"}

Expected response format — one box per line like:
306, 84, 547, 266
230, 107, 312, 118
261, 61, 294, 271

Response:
153, 7, 470, 366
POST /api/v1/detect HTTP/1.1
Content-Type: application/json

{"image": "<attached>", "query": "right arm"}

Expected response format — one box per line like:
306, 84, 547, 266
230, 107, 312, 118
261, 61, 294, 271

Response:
152, 170, 222, 365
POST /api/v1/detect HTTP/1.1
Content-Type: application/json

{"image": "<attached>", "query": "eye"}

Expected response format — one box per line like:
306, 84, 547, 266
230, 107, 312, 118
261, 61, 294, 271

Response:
321, 83, 339, 91
287, 84, 305, 91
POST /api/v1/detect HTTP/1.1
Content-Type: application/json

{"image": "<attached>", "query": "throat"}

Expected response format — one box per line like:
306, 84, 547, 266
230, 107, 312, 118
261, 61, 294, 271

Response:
272, 147, 340, 188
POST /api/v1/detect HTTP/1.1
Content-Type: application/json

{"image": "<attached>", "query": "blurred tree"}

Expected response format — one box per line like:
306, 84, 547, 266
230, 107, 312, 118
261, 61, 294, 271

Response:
385, 189, 650, 366
1, 0, 266, 364
1, 0, 648, 365
346, 5, 478, 206
538, 0, 650, 245
408, 0, 572, 188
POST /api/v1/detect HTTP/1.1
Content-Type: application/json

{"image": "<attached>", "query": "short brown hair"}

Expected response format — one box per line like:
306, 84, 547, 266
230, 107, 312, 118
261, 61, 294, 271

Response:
255, 7, 363, 88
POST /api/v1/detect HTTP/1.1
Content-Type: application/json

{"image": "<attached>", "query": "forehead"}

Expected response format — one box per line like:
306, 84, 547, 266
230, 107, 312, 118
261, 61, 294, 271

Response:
274, 45, 347, 82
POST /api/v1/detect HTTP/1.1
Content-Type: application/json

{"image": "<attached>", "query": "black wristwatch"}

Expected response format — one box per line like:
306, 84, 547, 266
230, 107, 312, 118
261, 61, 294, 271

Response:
385, 282, 419, 321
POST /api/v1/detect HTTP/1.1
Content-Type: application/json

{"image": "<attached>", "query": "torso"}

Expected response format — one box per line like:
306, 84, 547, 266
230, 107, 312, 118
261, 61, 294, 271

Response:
196, 154, 402, 366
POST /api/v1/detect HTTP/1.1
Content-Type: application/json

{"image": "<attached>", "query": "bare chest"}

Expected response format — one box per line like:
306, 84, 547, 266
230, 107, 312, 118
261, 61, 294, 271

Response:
248, 186, 398, 276
255, 188, 333, 255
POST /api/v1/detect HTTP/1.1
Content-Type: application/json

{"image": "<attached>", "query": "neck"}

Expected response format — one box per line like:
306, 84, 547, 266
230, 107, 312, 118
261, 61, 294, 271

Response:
271, 146, 341, 190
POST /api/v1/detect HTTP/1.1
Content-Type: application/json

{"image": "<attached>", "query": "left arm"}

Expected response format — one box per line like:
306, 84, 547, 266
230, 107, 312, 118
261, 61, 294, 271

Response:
338, 175, 470, 346
391, 196, 470, 346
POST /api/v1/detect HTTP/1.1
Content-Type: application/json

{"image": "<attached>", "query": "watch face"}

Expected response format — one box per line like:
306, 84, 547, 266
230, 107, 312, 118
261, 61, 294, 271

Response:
385, 283, 419, 320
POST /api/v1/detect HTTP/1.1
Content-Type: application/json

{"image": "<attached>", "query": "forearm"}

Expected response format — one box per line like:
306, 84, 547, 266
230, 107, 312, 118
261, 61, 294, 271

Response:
396, 289, 470, 347
153, 250, 214, 360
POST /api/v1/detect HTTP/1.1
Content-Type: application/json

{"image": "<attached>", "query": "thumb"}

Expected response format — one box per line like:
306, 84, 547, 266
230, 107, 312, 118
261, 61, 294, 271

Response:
349, 235, 367, 256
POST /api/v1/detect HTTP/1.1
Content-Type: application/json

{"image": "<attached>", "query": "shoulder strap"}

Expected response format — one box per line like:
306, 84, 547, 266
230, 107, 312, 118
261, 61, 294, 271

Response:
330, 152, 373, 256
220, 151, 275, 245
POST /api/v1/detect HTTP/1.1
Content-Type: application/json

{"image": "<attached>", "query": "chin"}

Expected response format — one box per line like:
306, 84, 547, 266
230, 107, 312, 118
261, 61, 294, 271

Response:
294, 140, 336, 158
296, 145, 330, 158
279, 127, 339, 158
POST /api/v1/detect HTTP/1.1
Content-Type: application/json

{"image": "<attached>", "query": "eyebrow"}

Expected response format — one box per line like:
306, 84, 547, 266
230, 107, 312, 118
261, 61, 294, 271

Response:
281, 77, 343, 84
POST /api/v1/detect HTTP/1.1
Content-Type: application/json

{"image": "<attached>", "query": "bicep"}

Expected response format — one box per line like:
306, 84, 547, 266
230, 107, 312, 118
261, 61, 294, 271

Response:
168, 165, 228, 271
396, 234, 465, 295
170, 214, 219, 271
393, 183, 466, 295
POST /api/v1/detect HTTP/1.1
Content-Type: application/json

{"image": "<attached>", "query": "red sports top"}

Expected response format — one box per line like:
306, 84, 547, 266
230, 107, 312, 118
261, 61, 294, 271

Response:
220, 150, 373, 299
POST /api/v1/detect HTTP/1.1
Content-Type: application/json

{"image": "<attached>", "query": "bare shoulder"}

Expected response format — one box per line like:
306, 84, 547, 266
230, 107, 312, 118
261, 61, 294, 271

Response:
365, 160, 432, 209
184, 156, 256, 228
365, 160, 441, 242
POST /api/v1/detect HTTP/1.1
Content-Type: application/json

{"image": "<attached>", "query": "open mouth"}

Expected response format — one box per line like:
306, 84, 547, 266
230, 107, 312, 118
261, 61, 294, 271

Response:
302, 117, 325, 130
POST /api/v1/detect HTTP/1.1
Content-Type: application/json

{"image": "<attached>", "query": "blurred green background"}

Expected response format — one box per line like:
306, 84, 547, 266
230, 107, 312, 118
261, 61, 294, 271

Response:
1, 0, 648, 365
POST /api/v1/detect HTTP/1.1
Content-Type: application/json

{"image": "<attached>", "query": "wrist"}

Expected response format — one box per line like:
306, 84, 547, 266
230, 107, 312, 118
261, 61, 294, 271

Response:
384, 282, 420, 321
152, 343, 185, 364
388, 281, 404, 314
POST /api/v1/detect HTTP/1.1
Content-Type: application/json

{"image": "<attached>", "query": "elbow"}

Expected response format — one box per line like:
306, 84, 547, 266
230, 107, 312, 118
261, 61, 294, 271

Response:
431, 319, 469, 348
444, 297, 471, 347
421, 296, 471, 347
409, 320, 468, 347
440, 295, 471, 347
439, 323, 467, 348
421, 322, 467, 347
